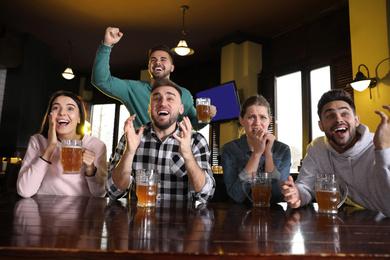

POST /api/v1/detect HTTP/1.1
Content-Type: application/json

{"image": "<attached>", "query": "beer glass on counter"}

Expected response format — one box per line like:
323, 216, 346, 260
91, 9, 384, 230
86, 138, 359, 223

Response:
136, 169, 159, 208
196, 98, 211, 123
315, 173, 348, 214
243, 171, 272, 207
61, 139, 83, 174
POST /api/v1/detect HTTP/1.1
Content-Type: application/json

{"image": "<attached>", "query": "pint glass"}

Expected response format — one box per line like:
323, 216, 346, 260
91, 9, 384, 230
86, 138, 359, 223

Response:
243, 172, 272, 207
315, 173, 348, 214
61, 139, 83, 174
136, 169, 159, 207
196, 98, 211, 123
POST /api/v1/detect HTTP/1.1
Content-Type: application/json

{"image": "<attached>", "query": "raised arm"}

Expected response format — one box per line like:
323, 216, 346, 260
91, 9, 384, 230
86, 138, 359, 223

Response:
374, 104, 390, 150
173, 117, 215, 202
173, 117, 206, 192
112, 115, 144, 191
17, 136, 53, 198
369, 105, 390, 216
103, 27, 123, 47
17, 114, 58, 198
91, 27, 129, 100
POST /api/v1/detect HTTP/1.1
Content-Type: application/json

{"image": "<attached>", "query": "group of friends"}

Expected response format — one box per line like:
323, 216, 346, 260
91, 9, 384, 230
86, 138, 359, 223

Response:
16, 27, 390, 217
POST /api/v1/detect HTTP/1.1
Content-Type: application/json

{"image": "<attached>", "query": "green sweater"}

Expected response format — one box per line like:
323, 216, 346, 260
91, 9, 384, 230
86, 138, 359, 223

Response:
91, 43, 207, 130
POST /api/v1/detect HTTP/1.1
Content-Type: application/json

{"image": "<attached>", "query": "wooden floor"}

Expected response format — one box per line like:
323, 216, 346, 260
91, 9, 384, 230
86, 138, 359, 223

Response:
0, 194, 390, 259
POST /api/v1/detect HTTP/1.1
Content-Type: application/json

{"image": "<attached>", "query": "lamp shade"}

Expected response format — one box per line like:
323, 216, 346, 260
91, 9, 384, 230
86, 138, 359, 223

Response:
62, 67, 75, 80
350, 79, 372, 91
172, 6, 194, 57
348, 65, 376, 92
172, 40, 194, 56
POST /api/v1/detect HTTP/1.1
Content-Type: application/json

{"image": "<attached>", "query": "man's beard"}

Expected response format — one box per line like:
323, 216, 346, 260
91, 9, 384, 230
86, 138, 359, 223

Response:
151, 113, 178, 130
324, 124, 357, 149
151, 69, 170, 79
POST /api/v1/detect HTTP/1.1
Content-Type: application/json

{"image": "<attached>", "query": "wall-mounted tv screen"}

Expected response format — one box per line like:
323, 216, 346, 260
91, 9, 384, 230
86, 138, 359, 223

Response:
196, 81, 241, 122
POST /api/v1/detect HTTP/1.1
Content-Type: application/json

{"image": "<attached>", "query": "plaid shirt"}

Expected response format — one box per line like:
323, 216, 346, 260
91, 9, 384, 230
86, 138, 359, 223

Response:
106, 122, 215, 202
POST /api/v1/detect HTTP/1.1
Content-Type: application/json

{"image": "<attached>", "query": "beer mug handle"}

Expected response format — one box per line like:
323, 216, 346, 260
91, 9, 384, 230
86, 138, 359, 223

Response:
242, 181, 253, 204
337, 183, 349, 209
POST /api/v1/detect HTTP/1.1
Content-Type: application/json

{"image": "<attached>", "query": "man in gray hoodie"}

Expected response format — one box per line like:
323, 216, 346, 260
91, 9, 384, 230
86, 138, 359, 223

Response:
280, 89, 390, 216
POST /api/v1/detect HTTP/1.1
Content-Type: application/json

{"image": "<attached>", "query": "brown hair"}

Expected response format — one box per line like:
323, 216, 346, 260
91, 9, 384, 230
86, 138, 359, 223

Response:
240, 95, 272, 118
317, 89, 356, 120
148, 45, 174, 63
151, 78, 182, 99
40, 90, 86, 138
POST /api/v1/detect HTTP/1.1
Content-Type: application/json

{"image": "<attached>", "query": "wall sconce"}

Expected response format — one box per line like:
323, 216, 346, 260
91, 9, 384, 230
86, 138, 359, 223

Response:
62, 41, 75, 80
348, 64, 376, 99
172, 6, 194, 56
375, 57, 390, 86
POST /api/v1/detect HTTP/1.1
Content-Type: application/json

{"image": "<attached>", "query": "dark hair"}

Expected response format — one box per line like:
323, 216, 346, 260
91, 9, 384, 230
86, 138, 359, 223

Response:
151, 78, 182, 99
240, 95, 272, 118
317, 89, 356, 120
40, 90, 86, 138
148, 45, 174, 63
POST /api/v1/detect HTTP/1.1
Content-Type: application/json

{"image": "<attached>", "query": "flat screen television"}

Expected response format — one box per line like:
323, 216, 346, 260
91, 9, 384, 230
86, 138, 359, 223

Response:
196, 81, 241, 122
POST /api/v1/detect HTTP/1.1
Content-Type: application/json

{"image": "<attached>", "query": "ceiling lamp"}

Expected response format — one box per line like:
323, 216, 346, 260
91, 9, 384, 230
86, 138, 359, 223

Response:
62, 41, 75, 80
172, 6, 194, 56
62, 68, 74, 80
348, 64, 376, 98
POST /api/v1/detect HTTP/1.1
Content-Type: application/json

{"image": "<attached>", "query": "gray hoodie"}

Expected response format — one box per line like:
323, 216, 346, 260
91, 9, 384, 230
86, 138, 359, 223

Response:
296, 124, 390, 217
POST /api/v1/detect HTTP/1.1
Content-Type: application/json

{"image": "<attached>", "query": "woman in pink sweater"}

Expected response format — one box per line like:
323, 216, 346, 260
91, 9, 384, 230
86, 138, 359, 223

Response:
17, 91, 107, 197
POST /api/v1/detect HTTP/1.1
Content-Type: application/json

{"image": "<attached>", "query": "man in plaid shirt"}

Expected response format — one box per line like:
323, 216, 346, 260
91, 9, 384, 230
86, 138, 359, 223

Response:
106, 78, 216, 203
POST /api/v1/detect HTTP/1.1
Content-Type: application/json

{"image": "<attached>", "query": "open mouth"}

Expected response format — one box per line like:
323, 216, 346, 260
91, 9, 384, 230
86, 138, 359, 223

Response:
333, 127, 347, 134
157, 110, 169, 116
57, 119, 70, 126
154, 67, 163, 72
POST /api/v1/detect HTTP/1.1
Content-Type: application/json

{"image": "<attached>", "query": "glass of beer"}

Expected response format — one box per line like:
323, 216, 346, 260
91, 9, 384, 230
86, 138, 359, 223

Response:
243, 171, 272, 207
61, 139, 83, 174
196, 97, 211, 123
136, 169, 159, 208
315, 173, 348, 214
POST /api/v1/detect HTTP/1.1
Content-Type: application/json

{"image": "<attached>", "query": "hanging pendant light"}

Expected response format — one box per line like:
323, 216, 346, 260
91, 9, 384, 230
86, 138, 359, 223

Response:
62, 41, 75, 80
62, 67, 74, 80
172, 6, 194, 56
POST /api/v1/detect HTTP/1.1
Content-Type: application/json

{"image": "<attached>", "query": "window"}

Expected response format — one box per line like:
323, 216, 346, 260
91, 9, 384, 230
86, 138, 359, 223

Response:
275, 66, 331, 172
91, 104, 116, 162
117, 105, 131, 141
275, 71, 303, 173
91, 104, 130, 161
310, 66, 331, 140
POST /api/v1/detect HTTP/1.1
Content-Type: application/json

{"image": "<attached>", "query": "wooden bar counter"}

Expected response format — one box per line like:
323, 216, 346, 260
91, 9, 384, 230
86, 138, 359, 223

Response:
0, 194, 389, 259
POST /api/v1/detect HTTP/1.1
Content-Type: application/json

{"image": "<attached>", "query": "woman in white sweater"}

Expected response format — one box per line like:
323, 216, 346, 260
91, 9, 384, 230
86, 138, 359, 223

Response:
17, 90, 107, 197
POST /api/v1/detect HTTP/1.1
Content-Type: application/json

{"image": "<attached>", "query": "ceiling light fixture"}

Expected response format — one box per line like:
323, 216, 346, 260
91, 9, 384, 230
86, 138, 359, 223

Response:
62, 41, 75, 80
172, 5, 194, 56
348, 64, 376, 99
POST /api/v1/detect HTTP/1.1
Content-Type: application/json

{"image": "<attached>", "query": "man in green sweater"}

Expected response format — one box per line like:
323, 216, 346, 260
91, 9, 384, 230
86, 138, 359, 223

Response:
91, 27, 216, 130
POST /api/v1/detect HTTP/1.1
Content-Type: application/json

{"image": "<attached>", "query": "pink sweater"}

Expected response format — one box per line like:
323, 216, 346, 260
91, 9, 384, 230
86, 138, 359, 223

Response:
17, 134, 108, 197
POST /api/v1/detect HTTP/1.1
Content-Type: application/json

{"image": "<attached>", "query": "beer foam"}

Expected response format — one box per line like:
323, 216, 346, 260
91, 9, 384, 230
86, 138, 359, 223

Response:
63, 146, 82, 149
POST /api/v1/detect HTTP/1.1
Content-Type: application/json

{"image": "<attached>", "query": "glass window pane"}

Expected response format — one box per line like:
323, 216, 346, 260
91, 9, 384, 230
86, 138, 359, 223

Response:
197, 125, 210, 146
276, 72, 302, 173
91, 104, 116, 161
117, 105, 130, 140
310, 66, 331, 140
